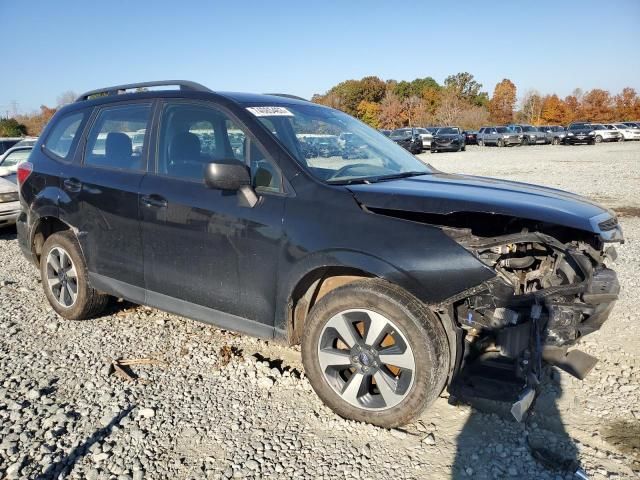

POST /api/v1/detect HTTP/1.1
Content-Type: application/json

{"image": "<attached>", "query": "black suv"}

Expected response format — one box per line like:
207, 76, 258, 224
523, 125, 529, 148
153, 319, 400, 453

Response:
17, 81, 622, 428
565, 123, 597, 145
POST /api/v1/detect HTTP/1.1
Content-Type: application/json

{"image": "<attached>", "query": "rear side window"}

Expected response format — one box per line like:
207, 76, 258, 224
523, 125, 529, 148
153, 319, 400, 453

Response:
44, 111, 85, 160
84, 104, 151, 171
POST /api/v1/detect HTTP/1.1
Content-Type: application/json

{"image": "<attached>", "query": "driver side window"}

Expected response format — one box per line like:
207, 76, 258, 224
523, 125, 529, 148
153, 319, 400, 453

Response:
158, 103, 282, 192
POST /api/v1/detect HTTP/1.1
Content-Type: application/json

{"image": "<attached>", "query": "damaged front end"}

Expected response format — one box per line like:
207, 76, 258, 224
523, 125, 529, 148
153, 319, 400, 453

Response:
443, 226, 621, 421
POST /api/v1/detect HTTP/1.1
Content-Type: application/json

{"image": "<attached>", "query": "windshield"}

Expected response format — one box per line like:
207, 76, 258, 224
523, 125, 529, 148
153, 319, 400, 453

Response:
496, 127, 509, 133
390, 129, 412, 139
436, 127, 459, 135
248, 103, 430, 184
522, 126, 537, 132
614, 124, 627, 129
0, 149, 31, 168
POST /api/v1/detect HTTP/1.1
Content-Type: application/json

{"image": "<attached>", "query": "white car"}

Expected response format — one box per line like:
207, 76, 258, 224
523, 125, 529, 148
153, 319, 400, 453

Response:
588, 124, 622, 143
413, 128, 433, 148
606, 123, 640, 141
0, 145, 33, 177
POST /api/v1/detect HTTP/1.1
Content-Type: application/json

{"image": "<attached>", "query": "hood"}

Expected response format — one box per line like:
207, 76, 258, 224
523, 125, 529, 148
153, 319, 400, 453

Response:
347, 172, 615, 234
0, 176, 17, 193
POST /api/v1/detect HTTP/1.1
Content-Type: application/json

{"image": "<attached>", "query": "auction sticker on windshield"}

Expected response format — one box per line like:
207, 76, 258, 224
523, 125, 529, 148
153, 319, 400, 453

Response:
246, 106, 294, 117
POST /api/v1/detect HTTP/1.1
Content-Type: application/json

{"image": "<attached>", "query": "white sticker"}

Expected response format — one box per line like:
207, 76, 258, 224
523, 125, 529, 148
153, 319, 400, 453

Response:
246, 106, 294, 117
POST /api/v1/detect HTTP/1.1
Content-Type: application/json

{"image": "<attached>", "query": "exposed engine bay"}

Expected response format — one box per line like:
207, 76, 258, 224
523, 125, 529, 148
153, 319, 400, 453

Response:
443, 226, 621, 421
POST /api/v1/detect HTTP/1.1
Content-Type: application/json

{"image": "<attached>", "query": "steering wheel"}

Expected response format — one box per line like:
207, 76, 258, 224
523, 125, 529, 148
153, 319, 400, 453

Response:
328, 163, 378, 180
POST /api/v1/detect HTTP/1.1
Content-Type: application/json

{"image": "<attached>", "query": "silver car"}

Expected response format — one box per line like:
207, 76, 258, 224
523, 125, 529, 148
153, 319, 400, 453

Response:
477, 126, 521, 147
413, 127, 433, 148
589, 124, 623, 143
538, 125, 567, 145
0, 176, 20, 228
507, 125, 547, 145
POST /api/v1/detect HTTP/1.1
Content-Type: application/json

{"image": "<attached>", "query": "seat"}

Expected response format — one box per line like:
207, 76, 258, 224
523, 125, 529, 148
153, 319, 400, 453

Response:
105, 132, 135, 169
167, 132, 202, 179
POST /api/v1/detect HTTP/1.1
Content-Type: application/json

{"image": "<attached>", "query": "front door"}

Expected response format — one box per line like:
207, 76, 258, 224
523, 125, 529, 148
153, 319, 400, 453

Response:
140, 101, 286, 332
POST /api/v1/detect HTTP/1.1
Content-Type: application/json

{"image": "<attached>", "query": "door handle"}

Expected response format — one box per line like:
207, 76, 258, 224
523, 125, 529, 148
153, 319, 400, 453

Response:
63, 178, 82, 193
141, 194, 168, 208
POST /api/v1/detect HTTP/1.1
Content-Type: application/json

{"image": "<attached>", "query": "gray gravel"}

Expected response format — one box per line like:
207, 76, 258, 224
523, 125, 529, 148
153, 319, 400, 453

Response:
1, 142, 639, 479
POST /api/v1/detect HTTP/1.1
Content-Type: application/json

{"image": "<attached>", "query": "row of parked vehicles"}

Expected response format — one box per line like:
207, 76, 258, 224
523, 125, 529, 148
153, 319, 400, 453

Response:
380, 121, 640, 154
475, 122, 640, 147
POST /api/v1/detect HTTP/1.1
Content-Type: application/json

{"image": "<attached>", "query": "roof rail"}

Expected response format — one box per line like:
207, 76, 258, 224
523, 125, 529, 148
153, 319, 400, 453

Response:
75, 80, 212, 102
263, 93, 308, 102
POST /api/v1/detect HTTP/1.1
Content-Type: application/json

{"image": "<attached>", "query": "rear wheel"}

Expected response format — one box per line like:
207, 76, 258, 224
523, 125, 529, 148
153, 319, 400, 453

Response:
302, 279, 449, 428
40, 231, 109, 320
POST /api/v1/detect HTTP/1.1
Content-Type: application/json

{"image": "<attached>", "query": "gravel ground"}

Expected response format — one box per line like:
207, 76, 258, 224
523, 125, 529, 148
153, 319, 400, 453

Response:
1, 142, 639, 479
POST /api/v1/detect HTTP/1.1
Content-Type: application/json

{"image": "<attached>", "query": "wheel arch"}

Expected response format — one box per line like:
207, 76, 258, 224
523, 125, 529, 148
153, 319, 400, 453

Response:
30, 216, 74, 264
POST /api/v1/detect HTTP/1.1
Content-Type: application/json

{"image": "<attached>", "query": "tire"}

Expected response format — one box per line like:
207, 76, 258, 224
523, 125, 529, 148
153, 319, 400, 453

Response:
618, 136, 624, 142
461, 145, 466, 151
302, 279, 449, 428
40, 231, 109, 320
497, 138, 504, 147
478, 139, 484, 147
522, 136, 530, 146
552, 137, 560, 145
595, 135, 603, 144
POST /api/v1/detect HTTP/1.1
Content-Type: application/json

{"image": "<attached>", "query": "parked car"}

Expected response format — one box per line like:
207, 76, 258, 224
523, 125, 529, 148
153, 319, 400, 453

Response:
0, 137, 22, 155
431, 126, 465, 152
565, 123, 597, 145
463, 130, 478, 145
622, 122, 640, 129
588, 124, 623, 143
414, 127, 433, 149
477, 126, 521, 147
0, 175, 20, 227
606, 123, 640, 141
507, 125, 547, 145
378, 129, 391, 137
538, 125, 567, 145
17, 80, 623, 428
13, 137, 39, 148
390, 128, 423, 154
0, 146, 33, 180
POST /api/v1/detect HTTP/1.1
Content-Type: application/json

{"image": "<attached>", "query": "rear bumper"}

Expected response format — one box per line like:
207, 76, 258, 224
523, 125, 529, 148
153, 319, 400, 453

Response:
0, 201, 20, 227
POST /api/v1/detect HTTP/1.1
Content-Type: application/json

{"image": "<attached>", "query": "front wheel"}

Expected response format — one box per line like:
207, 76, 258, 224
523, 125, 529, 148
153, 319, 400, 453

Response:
478, 139, 484, 147
497, 138, 504, 147
40, 231, 109, 320
595, 135, 603, 143
302, 279, 449, 428
522, 136, 530, 146
617, 135, 624, 143
552, 137, 560, 145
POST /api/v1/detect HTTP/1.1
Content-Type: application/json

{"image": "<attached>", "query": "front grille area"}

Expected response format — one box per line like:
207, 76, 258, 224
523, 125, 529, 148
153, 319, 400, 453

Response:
599, 217, 618, 231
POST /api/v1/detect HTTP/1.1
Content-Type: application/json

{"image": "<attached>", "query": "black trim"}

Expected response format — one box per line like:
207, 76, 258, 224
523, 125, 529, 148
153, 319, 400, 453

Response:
76, 80, 212, 102
89, 273, 276, 339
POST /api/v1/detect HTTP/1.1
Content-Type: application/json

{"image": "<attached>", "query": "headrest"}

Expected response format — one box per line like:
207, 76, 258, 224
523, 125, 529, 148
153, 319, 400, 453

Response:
169, 132, 201, 160
105, 132, 132, 159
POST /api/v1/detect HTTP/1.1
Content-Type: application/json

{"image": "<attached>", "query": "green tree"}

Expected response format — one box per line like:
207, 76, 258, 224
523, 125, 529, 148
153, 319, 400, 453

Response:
0, 118, 27, 136
444, 72, 487, 106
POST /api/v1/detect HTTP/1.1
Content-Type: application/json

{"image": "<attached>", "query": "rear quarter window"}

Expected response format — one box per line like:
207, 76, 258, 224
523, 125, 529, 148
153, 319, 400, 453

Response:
44, 111, 86, 161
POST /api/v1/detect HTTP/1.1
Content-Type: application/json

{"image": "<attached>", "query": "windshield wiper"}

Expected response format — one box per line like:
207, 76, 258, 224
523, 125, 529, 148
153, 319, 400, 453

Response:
326, 171, 429, 185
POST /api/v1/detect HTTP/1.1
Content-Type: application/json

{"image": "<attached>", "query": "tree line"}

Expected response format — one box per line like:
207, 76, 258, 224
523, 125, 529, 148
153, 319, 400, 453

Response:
2, 80, 639, 137
311, 73, 640, 130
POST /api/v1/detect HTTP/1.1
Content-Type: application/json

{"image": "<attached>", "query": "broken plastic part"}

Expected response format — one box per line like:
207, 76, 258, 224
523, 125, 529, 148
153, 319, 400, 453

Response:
510, 387, 535, 422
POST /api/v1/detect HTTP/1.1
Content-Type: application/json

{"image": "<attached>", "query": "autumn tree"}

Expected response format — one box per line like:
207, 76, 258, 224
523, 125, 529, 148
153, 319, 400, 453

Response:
312, 76, 385, 117
562, 95, 580, 123
540, 95, 565, 124
614, 87, 639, 120
435, 87, 465, 126
444, 72, 487, 106
15, 105, 57, 136
582, 89, 614, 122
518, 90, 544, 124
378, 92, 407, 129
489, 79, 517, 124
357, 100, 381, 128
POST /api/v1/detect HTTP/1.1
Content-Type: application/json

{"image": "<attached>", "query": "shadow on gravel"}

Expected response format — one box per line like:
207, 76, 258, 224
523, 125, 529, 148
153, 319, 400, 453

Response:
252, 352, 302, 377
0, 225, 17, 241
35, 405, 135, 480
451, 372, 580, 479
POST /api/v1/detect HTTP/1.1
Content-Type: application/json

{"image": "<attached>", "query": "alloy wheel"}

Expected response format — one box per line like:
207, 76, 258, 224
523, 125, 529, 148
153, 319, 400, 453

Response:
46, 246, 78, 308
317, 309, 416, 411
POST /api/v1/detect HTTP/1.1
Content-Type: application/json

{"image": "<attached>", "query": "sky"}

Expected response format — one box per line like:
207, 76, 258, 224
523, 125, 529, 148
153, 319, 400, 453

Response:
1, 0, 639, 115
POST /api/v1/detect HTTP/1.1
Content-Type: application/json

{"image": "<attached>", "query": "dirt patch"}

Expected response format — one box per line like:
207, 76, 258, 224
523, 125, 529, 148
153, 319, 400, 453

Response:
615, 206, 640, 218
601, 420, 640, 471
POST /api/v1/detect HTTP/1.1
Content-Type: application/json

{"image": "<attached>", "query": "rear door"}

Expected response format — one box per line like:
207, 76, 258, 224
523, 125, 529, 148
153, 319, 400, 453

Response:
65, 102, 153, 293
139, 100, 286, 331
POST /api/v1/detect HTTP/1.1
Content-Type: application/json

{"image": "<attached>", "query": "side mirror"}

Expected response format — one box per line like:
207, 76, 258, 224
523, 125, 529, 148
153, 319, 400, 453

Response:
204, 161, 250, 191
204, 161, 259, 208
